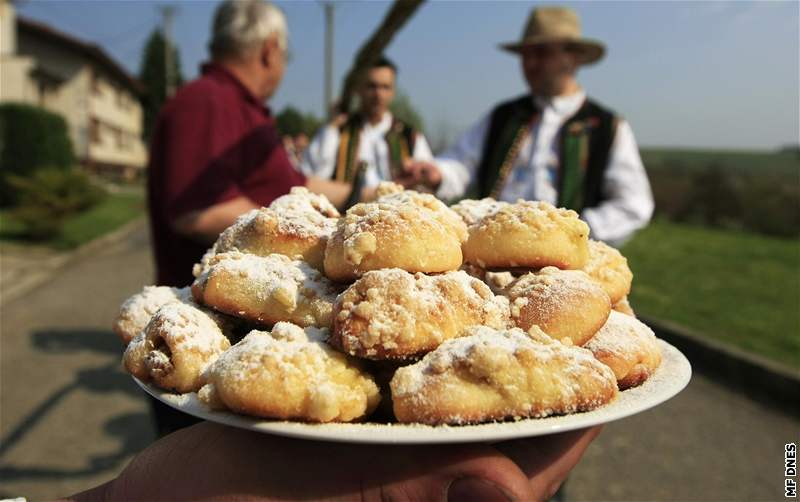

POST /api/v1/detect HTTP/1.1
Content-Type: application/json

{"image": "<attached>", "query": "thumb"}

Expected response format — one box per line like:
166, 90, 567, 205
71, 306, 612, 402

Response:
496, 426, 603, 501
361, 443, 536, 501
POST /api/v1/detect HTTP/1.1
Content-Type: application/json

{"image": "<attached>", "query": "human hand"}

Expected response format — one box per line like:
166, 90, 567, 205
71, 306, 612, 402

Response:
66, 422, 601, 501
396, 160, 443, 191
360, 185, 379, 203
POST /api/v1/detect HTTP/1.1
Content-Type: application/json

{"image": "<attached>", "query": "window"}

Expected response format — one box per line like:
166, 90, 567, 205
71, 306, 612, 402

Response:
113, 127, 123, 149
91, 70, 101, 95
90, 118, 101, 144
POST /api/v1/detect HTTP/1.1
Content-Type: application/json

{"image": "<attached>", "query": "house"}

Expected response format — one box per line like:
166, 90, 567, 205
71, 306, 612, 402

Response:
0, 1, 147, 179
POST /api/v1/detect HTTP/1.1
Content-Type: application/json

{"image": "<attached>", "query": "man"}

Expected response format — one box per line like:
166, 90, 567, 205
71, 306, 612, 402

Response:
146, 0, 358, 436
402, 6, 653, 246
301, 57, 434, 194
148, 0, 356, 289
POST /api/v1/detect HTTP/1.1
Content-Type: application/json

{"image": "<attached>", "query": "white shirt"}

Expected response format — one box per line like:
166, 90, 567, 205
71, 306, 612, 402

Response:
301, 112, 434, 189
435, 90, 654, 246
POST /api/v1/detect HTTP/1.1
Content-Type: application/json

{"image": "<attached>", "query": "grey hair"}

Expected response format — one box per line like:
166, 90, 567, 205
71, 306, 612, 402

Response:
209, 0, 288, 61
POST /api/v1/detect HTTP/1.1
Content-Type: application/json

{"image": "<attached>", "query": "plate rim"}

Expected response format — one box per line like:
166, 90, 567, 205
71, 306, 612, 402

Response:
134, 339, 692, 444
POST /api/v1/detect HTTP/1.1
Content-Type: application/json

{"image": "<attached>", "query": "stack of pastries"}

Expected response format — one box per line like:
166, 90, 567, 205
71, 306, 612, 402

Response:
116, 184, 662, 426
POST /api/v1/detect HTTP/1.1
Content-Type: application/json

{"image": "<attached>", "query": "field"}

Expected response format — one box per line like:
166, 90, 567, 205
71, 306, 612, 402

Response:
622, 219, 800, 369
640, 147, 799, 174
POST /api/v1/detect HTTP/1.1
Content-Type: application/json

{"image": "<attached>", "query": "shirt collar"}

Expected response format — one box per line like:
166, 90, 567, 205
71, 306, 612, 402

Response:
201, 62, 271, 114
362, 111, 393, 134
533, 89, 586, 117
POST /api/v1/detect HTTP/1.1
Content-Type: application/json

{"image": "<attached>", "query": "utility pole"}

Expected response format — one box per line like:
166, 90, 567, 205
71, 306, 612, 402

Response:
158, 5, 178, 98
322, 1, 334, 117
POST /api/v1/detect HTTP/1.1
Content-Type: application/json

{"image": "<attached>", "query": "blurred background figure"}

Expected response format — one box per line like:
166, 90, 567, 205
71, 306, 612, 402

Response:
145, 0, 360, 436
293, 132, 309, 163
401, 6, 653, 247
148, 0, 357, 291
301, 57, 434, 198
282, 134, 298, 166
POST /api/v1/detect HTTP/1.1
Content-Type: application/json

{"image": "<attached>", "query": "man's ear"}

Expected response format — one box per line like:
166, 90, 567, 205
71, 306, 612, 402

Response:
260, 36, 279, 68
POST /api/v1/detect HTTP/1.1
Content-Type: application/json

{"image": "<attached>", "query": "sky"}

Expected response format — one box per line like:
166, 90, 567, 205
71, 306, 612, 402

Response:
14, 0, 800, 150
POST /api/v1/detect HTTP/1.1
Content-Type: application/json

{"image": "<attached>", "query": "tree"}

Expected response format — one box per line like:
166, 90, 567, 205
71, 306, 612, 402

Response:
276, 106, 323, 137
337, 0, 426, 115
138, 29, 184, 142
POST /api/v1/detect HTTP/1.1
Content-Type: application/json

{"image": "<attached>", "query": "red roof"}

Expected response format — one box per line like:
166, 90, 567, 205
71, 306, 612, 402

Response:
17, 16, 144, 95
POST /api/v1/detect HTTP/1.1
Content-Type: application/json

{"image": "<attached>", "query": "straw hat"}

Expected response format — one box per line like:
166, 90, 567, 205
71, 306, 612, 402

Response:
500, 6, 605, 65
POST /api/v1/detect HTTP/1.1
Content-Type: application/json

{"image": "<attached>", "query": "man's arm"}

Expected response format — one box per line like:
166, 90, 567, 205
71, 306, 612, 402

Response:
172, 196, 259, 244
305, 175, 377, 210
581, 120, 655, 246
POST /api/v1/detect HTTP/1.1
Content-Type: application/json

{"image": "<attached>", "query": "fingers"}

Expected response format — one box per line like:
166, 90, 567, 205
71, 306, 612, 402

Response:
360, 443, 537, 502
109, 423, 540, 501
395, 161, 441, 190
495, 426, 603, 501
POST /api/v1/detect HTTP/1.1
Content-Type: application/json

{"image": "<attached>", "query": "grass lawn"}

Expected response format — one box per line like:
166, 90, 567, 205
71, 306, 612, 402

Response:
622, 220, 800, 369
0, 190, 145, 250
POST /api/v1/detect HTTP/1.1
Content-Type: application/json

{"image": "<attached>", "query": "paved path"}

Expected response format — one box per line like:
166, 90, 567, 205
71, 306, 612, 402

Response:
1, 222, 797, 500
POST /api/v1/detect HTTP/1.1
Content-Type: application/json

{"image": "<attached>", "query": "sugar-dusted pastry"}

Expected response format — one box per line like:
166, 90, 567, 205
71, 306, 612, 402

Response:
124, 302, 231, 393
198, 322, 380, 422
268, 186, 341, 218
192, 251, 339, 328
450, 198, 510, 227
390, 325, 618, 425
584, 311, 661, 390
193, 188, 339, 275
583, 240, 633, 304
376, 188, 468, 243
330, 269, 510, 360
613, 296, 635, 317
113, 285, 244, 345
324, 200, 465, 282
374, 181, 404, 197
462, 200, 590, 270
506, 267, 611, 346
113, 285, 191, 345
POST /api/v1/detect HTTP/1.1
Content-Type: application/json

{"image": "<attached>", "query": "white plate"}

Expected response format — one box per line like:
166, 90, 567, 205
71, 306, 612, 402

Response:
135, 339, 691, 444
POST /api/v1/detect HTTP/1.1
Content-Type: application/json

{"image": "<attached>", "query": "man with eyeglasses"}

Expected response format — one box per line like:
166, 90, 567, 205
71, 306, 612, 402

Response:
400, 6, 654, 247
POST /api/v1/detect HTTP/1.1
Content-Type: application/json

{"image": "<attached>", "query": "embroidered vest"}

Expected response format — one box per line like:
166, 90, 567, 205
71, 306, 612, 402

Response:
332, 115, 417, 183
475, 94, 617, 212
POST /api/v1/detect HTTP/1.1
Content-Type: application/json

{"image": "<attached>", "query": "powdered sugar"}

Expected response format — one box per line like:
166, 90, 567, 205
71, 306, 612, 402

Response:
334, 269, 510, 356
269, 186, 340, 218
146, 302, 230, 354
506, 267, 607, 321
377, 189, 467, 242
585, 311, 657, 356
450, 198, 510, 227
476, 200, 586, 237
392, 325, 617, 408
196, 251, 338, 307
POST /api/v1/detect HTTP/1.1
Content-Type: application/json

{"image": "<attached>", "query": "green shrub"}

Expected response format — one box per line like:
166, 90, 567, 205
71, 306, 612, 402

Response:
647, 162, 800, 237
5, 168, 106, 240
0, 103, 76, 206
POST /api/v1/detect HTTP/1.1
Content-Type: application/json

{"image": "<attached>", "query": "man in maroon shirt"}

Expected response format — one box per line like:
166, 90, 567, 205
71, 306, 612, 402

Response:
148, 0, 354, 288
145, 0, 356, 436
